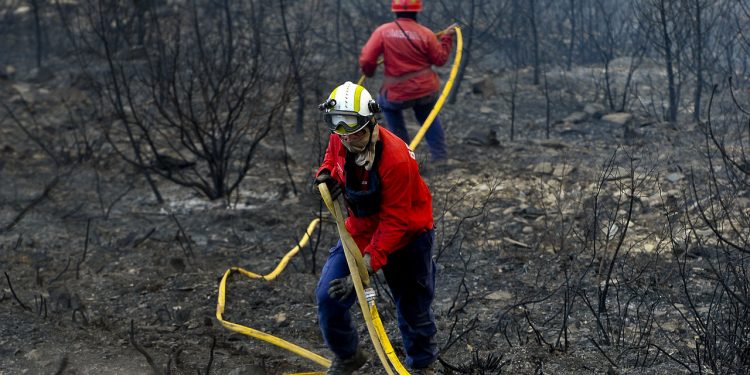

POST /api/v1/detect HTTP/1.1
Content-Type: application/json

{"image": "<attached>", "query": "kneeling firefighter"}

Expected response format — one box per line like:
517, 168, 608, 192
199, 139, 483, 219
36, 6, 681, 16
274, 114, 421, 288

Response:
314, 81, 438, 375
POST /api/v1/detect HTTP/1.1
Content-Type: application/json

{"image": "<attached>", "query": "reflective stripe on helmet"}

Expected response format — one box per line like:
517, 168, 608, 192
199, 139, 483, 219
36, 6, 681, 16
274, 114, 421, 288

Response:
353, 84, 363, 113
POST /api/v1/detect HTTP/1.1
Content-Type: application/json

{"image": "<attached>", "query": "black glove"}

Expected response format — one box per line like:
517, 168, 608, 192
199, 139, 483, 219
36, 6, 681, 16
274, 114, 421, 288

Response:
327, 275, 354, 302
315, 171, 342, 200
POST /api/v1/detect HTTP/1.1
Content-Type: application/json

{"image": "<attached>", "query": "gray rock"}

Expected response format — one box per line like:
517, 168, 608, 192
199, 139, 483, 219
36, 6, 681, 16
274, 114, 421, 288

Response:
532, 162, 553, 174
464, 129, 499, 146
485, 289, 512, 301
503, 237, 530, 248
602, 112, 633, 125
519, 206, 545, 219
531, 139, 568, 150
553, 164, 576, 177
665, 172, 684, 183
563, 111, 588, 124
607, 166, 647, 181
583, 103, 607, 118
471, 76, 496, 98
11, 83, 34, 103
24, 348, 43, 361
153, 154, 196, 172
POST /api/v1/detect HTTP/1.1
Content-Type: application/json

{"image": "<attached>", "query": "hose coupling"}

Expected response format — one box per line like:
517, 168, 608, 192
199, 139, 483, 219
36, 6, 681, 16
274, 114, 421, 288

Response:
364, 287, 377, 303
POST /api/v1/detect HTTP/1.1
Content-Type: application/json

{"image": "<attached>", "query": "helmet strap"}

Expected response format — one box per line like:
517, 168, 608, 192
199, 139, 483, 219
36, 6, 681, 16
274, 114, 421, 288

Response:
365, 119, 379, 152
366, 117, 376, 131
364, 118, 378, 151
365, 124, 374, 150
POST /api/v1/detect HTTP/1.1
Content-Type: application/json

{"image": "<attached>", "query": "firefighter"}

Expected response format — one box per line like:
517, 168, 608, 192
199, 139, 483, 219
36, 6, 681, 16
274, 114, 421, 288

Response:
314, 81, 438, 375
359, 0, 455, 162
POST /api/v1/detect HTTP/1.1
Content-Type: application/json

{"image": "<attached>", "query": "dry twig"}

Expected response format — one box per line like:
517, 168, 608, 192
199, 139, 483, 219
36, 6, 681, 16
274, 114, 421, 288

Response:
4, 272, 30, 311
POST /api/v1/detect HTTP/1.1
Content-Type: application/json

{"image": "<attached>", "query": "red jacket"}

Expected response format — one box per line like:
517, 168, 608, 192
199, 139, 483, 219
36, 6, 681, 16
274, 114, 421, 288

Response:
359, 18, 453, 102
317, 126, 434, 271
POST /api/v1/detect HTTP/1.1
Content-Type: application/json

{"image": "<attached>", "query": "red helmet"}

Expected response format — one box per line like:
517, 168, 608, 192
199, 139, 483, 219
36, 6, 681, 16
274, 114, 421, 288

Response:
391, 0, 422, 12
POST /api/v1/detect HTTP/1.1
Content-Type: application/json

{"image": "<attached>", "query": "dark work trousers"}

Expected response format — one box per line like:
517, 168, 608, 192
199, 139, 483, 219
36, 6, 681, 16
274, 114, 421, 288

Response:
315, 229, 438, 369
377, 94, 447, 161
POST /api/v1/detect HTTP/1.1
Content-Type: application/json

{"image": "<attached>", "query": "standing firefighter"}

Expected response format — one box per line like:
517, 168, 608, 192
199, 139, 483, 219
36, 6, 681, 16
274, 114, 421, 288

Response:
359, 0, 455, 162
314, 81, 438, 375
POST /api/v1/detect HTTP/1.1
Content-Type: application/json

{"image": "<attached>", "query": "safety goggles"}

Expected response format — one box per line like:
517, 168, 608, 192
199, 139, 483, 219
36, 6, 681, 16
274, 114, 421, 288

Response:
323, 110, 372, 135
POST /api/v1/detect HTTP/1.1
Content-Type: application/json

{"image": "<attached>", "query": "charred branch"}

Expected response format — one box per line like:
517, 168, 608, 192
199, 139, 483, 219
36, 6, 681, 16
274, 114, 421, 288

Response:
130, 319, 162, 375
4, 272, 31, 311
205, 336, 216, 375
49, 257, 72, 285
76, 218, 92, 280
1, 101, 60, 166
52, 355, 69, 375
2, 175, 60, 232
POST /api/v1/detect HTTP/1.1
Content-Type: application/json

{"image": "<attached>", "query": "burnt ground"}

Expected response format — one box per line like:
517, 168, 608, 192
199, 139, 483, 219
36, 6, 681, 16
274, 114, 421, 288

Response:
0, 55, 740, 375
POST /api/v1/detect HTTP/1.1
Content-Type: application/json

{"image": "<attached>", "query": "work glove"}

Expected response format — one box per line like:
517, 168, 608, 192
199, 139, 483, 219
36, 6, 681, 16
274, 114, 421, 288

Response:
314, 171, 342, 200
363, 253, 374, 274
327, 255, 375, 301
327, 275, 354, 302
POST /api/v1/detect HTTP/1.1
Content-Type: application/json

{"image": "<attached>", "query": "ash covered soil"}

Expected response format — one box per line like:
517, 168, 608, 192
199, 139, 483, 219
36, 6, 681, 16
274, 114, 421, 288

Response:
0, 62, 718, 374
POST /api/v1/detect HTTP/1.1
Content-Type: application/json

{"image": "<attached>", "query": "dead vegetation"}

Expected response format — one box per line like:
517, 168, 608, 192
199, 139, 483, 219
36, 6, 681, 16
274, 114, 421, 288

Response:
2, 0, 750, 374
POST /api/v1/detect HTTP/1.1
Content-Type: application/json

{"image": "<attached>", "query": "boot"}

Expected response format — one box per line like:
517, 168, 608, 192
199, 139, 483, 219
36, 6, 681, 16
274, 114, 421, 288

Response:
326, 349, 367, 375
410, 363, 436, 375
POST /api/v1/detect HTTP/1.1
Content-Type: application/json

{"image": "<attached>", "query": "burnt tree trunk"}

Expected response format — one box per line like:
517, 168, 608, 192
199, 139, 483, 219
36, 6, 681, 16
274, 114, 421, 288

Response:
658, 0, 679, 122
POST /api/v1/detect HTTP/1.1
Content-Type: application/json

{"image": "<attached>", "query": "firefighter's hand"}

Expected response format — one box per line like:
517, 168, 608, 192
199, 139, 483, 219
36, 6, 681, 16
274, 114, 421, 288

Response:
315, 171, 342, 200
327, 275, 354, 302
363, 253, 374, 274
438, 24, 457, 37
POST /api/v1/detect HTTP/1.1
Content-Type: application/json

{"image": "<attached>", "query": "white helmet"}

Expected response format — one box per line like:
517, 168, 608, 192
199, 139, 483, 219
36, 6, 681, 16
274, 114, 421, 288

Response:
319, 81, 380, 135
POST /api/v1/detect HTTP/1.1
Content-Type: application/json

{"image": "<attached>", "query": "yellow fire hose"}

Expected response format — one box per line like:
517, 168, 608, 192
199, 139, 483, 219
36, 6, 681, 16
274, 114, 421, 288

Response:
216, 23, 463, 374
215, 219, 332, 370
409, 26, 462, 151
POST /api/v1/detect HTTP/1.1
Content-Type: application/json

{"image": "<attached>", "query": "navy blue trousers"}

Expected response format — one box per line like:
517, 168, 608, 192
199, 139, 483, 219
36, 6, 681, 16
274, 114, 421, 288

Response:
377, 94, 447, 161
316, 230, 438, 368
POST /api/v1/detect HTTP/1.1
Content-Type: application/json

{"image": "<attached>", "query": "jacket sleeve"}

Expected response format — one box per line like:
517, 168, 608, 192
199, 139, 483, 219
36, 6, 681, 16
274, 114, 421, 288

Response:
317, 134, 342, 183
426, 33, 453, 67
362, 160, 413, 271
359, 27, 384, 77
